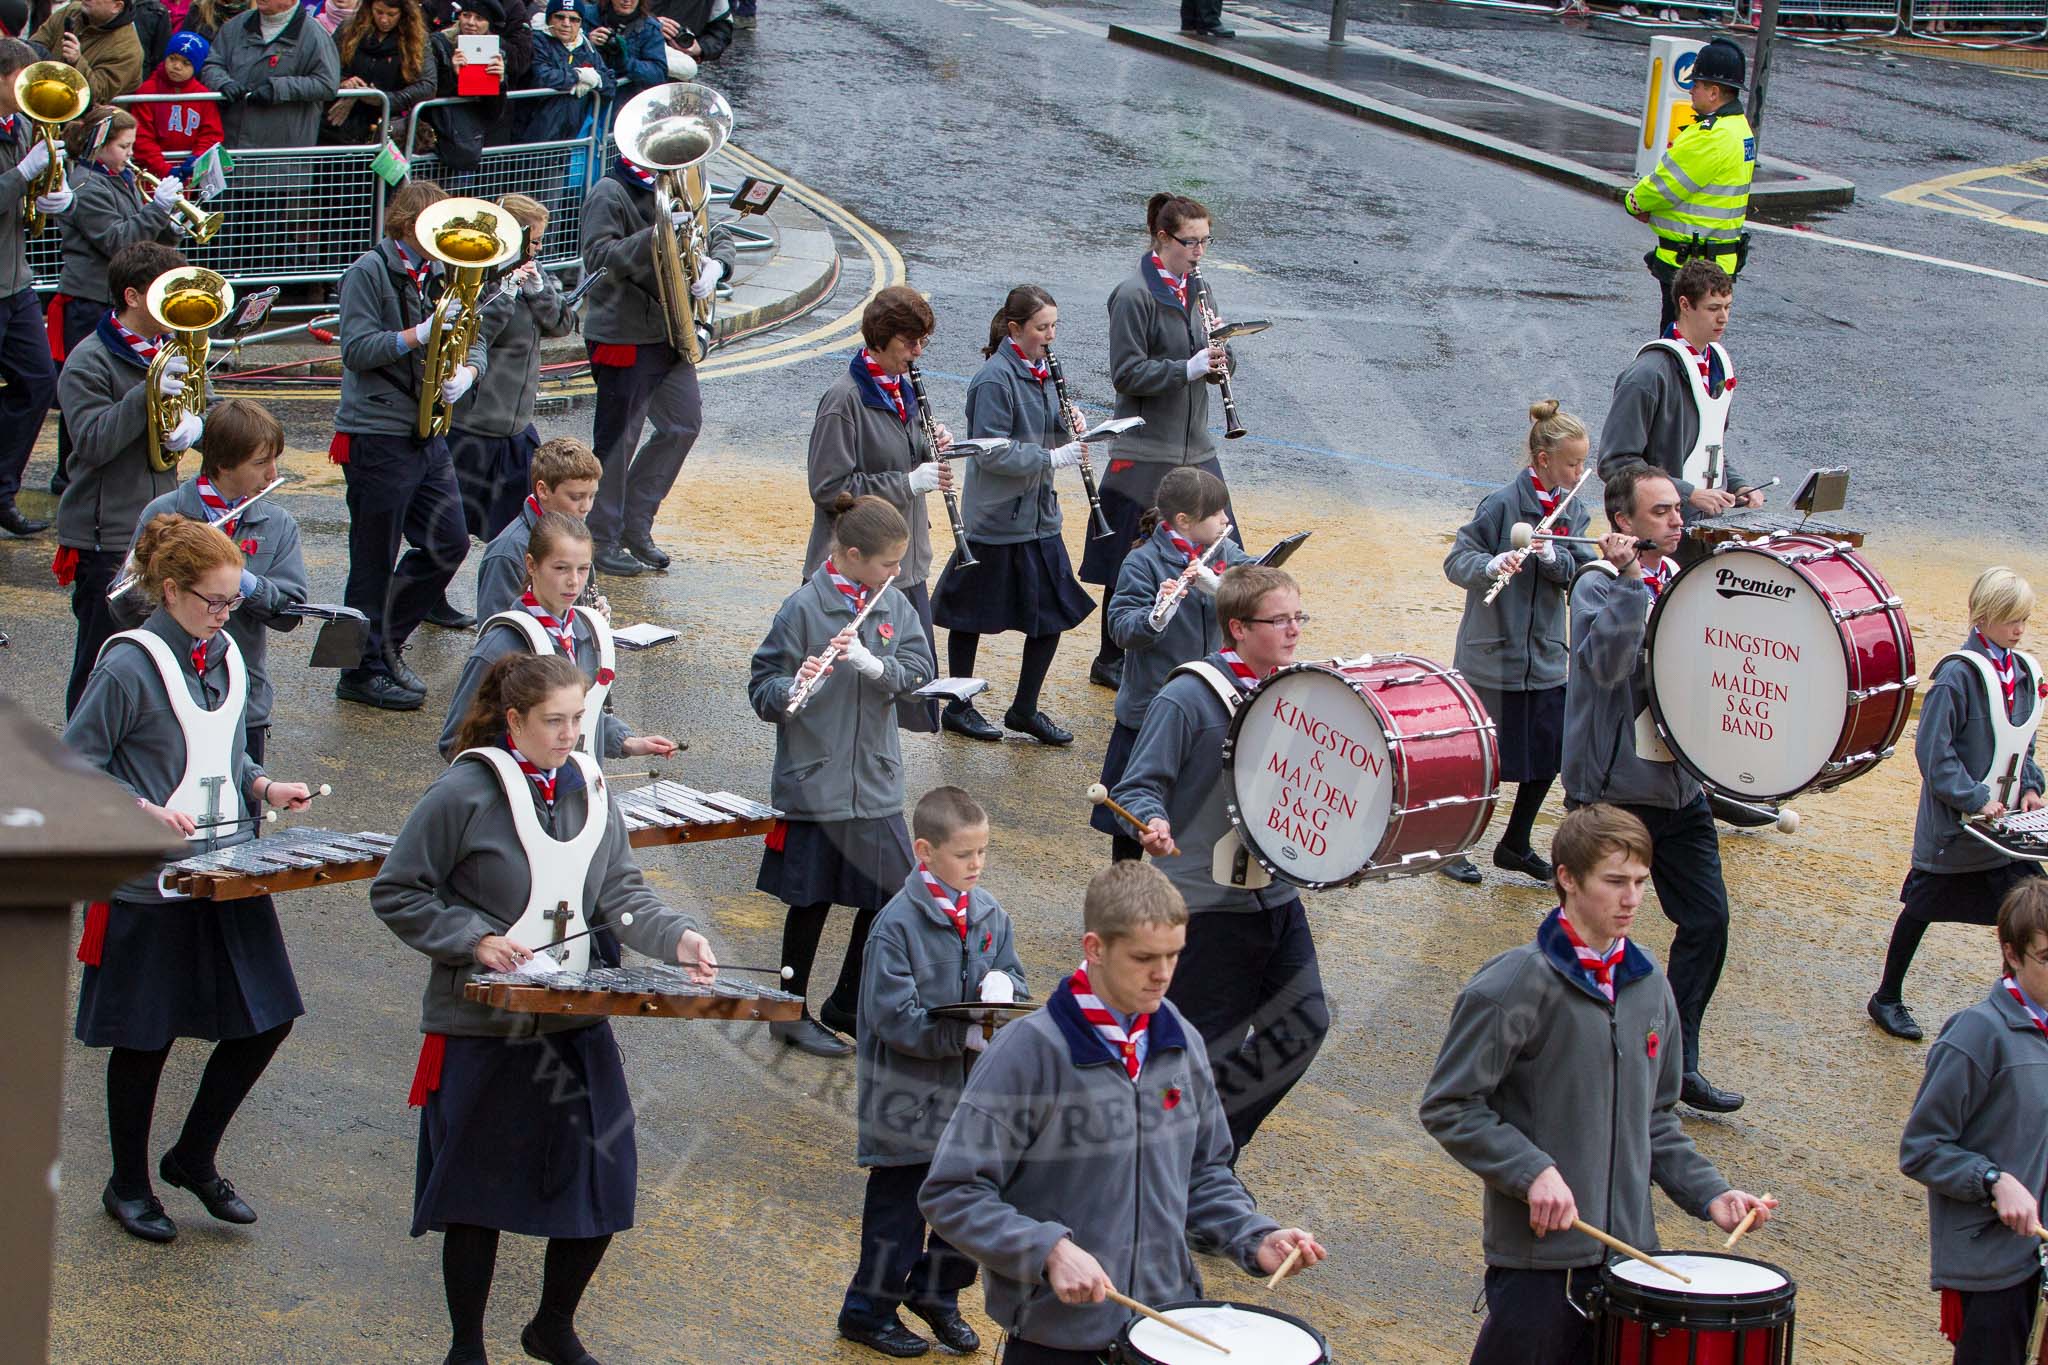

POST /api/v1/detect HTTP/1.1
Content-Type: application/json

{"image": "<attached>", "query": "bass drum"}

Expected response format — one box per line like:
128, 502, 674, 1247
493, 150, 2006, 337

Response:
1647, 533, 1915, 802
1221, 655, 1498, 889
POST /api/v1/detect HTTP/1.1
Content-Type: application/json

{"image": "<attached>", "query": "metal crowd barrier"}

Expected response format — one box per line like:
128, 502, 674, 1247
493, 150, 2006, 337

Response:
1904, 0, 2047, 39
403, 89, 607, 275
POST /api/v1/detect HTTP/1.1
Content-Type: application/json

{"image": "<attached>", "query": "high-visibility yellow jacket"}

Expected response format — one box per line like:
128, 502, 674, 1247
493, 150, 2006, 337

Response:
1626, 102, 1757, 273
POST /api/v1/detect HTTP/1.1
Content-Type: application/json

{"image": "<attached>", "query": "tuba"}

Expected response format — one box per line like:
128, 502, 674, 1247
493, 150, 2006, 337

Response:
143, 265, 232, 473
14, 61, 89, 237
612, 82, 732, 365
414, 196, 522, 438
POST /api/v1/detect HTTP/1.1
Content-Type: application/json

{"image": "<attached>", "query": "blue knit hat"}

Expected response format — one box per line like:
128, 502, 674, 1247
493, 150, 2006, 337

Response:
164, 31, 210, 68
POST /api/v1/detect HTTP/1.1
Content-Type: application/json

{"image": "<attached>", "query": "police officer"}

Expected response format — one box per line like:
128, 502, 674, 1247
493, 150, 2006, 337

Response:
1625, 37, 1756, 334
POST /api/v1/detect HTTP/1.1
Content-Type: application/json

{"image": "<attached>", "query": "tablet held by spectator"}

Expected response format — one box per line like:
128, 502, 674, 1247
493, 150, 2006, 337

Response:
131, 31, 223, 177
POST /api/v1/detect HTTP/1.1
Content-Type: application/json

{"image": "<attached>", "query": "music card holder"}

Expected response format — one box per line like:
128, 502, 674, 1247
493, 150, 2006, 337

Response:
221, 287, 280, 341
730, 175, 784, 216
1791, 467, 1849, 518
1208, 318, 1272, 342
1259, 531, 1311, 569
936, 438, 1010, 461
279, 604, 372, 669
1078, 416, 1144, 443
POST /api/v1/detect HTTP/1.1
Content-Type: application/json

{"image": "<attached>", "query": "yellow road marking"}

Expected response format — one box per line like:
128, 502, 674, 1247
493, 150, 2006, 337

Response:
1884, 154, 2048, 236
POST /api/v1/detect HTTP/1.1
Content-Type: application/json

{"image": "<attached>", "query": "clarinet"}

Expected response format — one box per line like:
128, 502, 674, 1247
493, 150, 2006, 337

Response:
1187, 266, 1247, 441
905, 363, 977, 569
1045, 348, 1114, 541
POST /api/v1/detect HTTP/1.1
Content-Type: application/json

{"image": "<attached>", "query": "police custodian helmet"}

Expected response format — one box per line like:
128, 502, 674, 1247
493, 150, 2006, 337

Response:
1691, 37, 1747, 93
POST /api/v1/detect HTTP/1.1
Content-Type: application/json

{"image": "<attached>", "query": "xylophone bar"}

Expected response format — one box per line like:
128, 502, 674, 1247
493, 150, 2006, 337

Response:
616, 781, 780, 850
466, 966, 804, 1022
164, 829, 398, 901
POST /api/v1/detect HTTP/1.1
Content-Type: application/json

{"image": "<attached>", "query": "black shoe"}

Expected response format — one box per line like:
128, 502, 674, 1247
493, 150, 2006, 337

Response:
1867, 993, 1924, 1041
159, 1151, 256, 1224
837, 1316, 930, 1358
592, 543, 644, 577
0, 502, 49, 536
1709, 792, 1779, 828
1088, 655, 1123, 690
336, 670, 425, 711
1438, 855, 1481, 885
442, 1349, 488, 1365
47, 474, 67, 497
770, 1014, 853, 1057
520, 1318, 599, 1365
102, 1182, 177, 1243
905, 1303, 979, 1355
1680, 1072, 1745, 1113
942, 701, 1003, 742
820, 996, 858, 1037
1004, 708, 1074, 746
1492, 845, 1555, 884
384, 646, 428, 697
1184, 22, 1236, 35
425, 599, 476, 630
622, 533, 671, 571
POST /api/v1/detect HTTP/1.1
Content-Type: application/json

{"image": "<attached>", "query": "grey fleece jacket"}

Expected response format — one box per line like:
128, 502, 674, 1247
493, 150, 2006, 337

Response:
1419, 915, 1731, 1269
336, 239, 489, 438
1444, 473, 1593, 693
455, 272, 578, 438
748, 568, 934, 821
1106, 526, 1253, 732
1562, 566, 1699, 810
1901, 983, 2048, 1292
201, 6, 341, 150
803, 369, 938, 586
577, 172, 737, 347
958, 343, 1066, 545
436, 614, 633, 762
54, 327, 176, 553
921, 986, 1277, 1352
370, 753, 697, 1038
1106, 260, 1218, 467
1596, 347, 1752, 518
57, 165, 177, 304
1913, 639, 2046, 874
474, 499, 538, 622
856, 871, 1027, 1168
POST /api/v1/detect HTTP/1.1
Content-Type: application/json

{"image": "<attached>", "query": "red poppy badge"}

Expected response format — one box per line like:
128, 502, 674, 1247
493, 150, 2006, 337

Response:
1646, 1030, 1659, 1060
1163, 1086, 1182, 1110
240, 538, 259, 555
878, 622, 894, 641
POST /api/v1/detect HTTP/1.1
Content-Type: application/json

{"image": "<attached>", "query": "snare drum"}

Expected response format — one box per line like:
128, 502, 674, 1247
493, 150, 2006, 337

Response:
1595, 1252, 1796, 1365
1221, 655, 1498, 888
1647, 533, 1915, 802
1115, 1300, 1330, 1364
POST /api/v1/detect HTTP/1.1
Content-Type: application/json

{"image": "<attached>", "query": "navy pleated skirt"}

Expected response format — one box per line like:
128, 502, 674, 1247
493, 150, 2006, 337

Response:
76, 894, 304, 1051
1900, 862, 2043, 927
757, 816, 914, 913
932, 535, 1095, 637
413, 1023, 638, 1239
1474, 685, 1566, 785
1090, 722, 1141, 839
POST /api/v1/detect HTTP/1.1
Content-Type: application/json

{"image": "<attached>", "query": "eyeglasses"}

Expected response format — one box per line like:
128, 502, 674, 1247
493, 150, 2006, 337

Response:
191, 591, 246, 616
1172, 235, 1214, 249
1249, 613, 1310, 629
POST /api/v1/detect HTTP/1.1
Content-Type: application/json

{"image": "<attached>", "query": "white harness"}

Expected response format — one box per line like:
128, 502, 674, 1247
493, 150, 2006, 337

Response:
464, 747, 610, 974
1940, 649, 2043, 809
482, 606, 616, 756
99, 628, 247, 841
1638, 338, 1735, 491
1168, 660, 1274, 891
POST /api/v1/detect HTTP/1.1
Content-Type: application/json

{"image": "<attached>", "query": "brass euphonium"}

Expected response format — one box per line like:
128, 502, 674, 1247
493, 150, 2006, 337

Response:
135, 168, 223, 245
14, 61, 89, 237
414, 197, 523, 438
612, 82, 732, 364
143, 265, 232, 473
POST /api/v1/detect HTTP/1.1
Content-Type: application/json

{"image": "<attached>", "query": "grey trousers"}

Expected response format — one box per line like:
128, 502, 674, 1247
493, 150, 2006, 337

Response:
589, 343, 703, 546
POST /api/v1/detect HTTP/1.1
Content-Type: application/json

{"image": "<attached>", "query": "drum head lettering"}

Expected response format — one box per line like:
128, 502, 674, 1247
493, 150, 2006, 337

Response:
1126, 1305, 1326, 1364
1650, 552, 1847, 800
1230, 668, 1394, 885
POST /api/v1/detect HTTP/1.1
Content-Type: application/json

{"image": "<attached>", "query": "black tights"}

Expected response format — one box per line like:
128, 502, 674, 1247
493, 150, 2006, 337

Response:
443, 1223, 612, 1358
105, 1019, 293, 1199
1876, 914, 1931, 1002
1498, 777, 1554, 857
948, 630, 1061, 718
781, 901, 878, 1017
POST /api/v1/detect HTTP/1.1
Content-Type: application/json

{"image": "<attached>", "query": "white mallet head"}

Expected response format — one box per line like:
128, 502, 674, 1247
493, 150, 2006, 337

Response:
1086, 783, 1109, 804
1510, 521, 1536, 551
262, 809, 278, 824
316, 783, 332, 798
619, 911, 635, 927
1776, 808, 1802, 834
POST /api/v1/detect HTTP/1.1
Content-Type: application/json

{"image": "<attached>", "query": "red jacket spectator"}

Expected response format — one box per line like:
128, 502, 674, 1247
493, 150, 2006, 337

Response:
130, 31, 224, 177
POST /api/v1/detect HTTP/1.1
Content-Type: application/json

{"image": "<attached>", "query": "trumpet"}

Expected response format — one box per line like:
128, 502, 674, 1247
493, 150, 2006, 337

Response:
785, 573, 895, 714
1188, 265, 1245, 441
906, 363, 975, 570
143, 266, 232, 473
613, 82, 732, 364
1148, 528, 1232, 631
1045, 349, 1114, 540
15, 61, 88, 237
1481, 469, 1594, 605
414, 197, 522, 438
134, 168, 223, 246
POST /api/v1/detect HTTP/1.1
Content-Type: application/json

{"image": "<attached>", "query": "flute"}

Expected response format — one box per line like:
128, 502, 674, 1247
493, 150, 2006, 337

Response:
1480, 469, 1594, 606
785, 573, 896, 714
1148, 531, 1232, 631
1045, 348, 1114, 540
905, 363, 977, 570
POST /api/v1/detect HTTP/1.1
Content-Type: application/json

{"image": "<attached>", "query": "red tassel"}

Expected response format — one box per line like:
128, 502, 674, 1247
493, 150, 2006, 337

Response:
764, 819, 787, 853
51, 545, 79, 587
1939, 1288, 1962, 1344
328, 432, 352, 466
44, 292, 70, 362
76, 901, 109, 966
588, 343, 638, 368
407, 1032, 447, 1107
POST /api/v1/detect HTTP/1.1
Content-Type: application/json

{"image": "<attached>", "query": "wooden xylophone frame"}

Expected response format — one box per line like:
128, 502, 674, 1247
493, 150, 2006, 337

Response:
464, 973, 804, 1022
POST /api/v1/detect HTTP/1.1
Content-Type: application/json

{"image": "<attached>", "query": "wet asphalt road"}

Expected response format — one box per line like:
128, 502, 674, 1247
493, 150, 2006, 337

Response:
7, 0, 2048, 1360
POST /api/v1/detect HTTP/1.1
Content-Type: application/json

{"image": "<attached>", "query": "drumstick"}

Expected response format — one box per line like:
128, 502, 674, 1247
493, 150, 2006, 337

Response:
1266, 1243, 1304, 1288
1723, 1195, 1770, 1249
1105, 1287, 1231, 1356
1086, 784, 1174, 857
1571, 1219, 1692, 1285
518, 917, 795, 981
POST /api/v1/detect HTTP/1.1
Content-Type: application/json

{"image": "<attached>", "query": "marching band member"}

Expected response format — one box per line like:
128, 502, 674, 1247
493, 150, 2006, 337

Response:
803, 284, 952, 733
921, 861, 1324, 1365
752, 493, 935, 1057
577, 142, 735, 578
1901, 878, 2048, 1365
0, 37, 70, 538
1869, 567, 2044, 1041
1421, 804, 1774, 1365
1562, 461, 1743, 1114
1438, 400, 1595, 886
839, 784, 1026, 1359
65, 513, 313, 1244
125, 398, 305, 766
474, 436, 602, 621
451, 193, 579, 548
437, 510, 676, 762
54, 239, 194, 715
1082, 191, 1237, 692
1112, 565, 1328, 1158
930, 285, 1095, 748
371, 651, 719, 1365
1093, 466, 1249, 863
332, 179, 487, 712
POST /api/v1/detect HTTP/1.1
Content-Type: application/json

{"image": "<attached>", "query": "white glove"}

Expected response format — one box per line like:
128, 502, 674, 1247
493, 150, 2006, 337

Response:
669, 206, 690, 230
440, 363, 478, 404
979, 971, 1016, 1004
35, 186, 72, 216
1184, 353, 1212, 384
1047, 442, 1083, 471
572, 65, 601, 95
842, 639, 884, 680
1532, 536, 1558, 563
163, 412, 204, 453
16, 137, 50, 181
440, 294, 466, 323
1485, 551, 1516, 577
150, 174, 184, 211
690, 256, 722, 300
1189, 561, 1222, 596
906, 462, 942, 496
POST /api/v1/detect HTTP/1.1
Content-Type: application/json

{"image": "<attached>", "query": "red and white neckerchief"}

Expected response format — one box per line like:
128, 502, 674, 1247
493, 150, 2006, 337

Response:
1070, 961, 1150, 1081
1643, 558, 1674, 601
189, 638, 209, 675
506, 740, 558, 806
393, 242, 431, 291
110, 318, 163, 364
1529, 469, 1561, 520
823, 558, 869, 613
519, 589, 578, 664
1149, 252, 1188, 309
859, 348, 908, 423
1558, 912, 1626, 1002
916, 862, 969, 941
1164, 526, 1200, 565
195, 474, 247, 538
617, 156, 656, 189
1666, 324, 1734, 394
0, 116, 16, 141
2003, 976, 2048, 1038
1007, 338, 1049, 384
1217, 648, 1267, 694
1979, 633, 2019, 714
523, 492, 545, 525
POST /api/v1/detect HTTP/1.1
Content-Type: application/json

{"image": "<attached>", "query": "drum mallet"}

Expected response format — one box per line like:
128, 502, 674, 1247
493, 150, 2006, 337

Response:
517, 915, 795, 981
1511, 523, 1656, 554
1104, 1286, 1231, 1355
1266, 1242, 1305, 1288
1571, 1219, 1692, 1285
1087, 784, 1176, 857
1723, 1194, 1771, 1249
1713, 792, 1801, 834
193, 782, 332, 833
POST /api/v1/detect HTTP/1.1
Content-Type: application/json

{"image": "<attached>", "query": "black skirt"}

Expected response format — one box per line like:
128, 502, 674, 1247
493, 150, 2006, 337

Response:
75, 893, 304, 1051
1900, 862, 2043, 926
931, 535, 1095, 637
1077, 457, 1240, 586
1475, 685, 1566, 785
1090, 721, 1141, 839
757, 816, 914, 913
450, 424, 542, 543
413, 1023, 638, 1239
